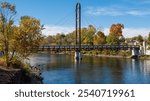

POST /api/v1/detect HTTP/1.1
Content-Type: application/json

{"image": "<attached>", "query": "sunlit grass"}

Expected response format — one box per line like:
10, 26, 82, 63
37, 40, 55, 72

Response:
0, 57, 5, 66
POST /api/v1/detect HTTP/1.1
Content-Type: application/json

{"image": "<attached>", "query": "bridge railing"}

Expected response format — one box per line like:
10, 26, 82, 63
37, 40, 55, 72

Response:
38, 45, 140, 51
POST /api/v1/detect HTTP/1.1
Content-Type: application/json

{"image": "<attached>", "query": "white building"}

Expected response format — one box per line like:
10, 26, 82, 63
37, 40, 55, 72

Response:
146, 46, 150, 55
141, 41, 150, 55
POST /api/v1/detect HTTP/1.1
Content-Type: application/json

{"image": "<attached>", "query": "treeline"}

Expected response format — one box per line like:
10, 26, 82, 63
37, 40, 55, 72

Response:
41, 24, 150, 46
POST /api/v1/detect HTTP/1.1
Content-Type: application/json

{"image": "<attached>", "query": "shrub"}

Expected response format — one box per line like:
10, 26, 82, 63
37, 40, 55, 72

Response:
0, 58, 5, 66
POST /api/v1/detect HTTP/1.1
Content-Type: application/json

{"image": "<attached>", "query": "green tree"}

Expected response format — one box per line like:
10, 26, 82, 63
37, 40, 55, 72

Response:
106, 33, 120, 45
94, 31, 106, 45
148, 33, 150, 45
131, 35, 143, 45
137, 35, 143, 43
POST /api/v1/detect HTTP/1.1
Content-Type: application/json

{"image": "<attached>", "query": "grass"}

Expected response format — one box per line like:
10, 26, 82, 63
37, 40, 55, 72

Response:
0, 57, 5, 66
139, 55, 150, 59
82, 50, 131, 57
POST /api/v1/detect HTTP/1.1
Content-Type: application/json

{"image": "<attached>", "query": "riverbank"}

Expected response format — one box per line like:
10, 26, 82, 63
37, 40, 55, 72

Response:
83, 54, 131, 58
38, 49, 150, 60
83, 54, 150, 60
139, 55, 150, 60
0, 66, 43, 84
0, 67, 21, 84
82, 50, 131, 59
81, 50, 150, 59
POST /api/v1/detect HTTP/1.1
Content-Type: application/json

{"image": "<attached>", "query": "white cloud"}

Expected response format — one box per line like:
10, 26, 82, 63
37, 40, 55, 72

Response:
86, 7, 122, 16
123, 28, 150, 37
42, 25, 74, 36
127, 10, 150, 16
124, 0, 150, 4
86, 7, 123, 16
86, 7, 150, 16
138, 0, 150, 3
142, 0, 150, 3
103, 28, 109, 36
103, 27, 150, 37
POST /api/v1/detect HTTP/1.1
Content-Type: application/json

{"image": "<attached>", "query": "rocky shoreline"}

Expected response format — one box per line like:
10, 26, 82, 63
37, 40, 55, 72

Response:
0, 66, 43, 84
0, 67, 21, 84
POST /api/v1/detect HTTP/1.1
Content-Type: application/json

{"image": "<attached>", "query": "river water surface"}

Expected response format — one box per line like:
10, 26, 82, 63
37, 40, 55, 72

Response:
29, 53, 150, 84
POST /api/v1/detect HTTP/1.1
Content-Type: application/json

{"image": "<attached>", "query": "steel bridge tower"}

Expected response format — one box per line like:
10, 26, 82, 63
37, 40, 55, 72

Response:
75, 2, 82, 61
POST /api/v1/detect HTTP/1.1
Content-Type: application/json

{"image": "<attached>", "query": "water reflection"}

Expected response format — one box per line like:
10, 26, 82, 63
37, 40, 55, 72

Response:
29, 53, 150, 84
143, 60, 150, 75
74, 61, 81, 84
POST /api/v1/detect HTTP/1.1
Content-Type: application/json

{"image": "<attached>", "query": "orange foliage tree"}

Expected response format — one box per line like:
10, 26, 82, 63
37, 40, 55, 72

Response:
110, 23, 124, 36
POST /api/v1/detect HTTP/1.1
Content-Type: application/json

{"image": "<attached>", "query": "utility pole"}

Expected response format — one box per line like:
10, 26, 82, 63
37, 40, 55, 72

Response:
75, 2, 82, 61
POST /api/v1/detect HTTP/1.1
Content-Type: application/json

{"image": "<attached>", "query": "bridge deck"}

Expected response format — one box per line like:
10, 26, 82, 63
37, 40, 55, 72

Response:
38, 45, 140, 51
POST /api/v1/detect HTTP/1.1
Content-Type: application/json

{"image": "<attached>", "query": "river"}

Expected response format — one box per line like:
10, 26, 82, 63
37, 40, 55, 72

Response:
29, 53, 150, 84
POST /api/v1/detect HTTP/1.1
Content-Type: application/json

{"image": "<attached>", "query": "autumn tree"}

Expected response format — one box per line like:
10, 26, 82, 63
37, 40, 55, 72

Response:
106, 24, 124, 45
65, 32, 75, 45
0, 2, 16, 66
81, 27, 88, 44
41, 35, 55, 45
0, 1, 44, 67
14, 16, 44, 59
94, 31, 106, 45
110, 23, 124, 36
82, 25, 96, 45
54, 33, 66, 45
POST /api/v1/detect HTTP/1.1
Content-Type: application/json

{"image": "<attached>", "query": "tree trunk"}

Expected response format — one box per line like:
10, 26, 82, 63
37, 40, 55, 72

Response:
4, 39, 9, 67
9, 50, 15, 62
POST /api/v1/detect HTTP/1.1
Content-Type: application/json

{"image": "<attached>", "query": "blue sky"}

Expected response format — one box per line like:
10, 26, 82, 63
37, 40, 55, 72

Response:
4, 0, 150, 37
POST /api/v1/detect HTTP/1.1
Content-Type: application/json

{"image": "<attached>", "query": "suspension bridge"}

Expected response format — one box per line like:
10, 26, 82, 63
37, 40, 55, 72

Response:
39, 2, 141, 60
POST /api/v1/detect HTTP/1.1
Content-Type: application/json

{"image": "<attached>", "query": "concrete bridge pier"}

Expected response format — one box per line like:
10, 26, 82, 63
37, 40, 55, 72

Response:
131, 48, 140, 58
75, 51, 82, 61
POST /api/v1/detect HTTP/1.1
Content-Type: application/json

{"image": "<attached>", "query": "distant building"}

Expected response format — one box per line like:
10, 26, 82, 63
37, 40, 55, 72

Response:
125, 40, 140, 45
140, 41, 150, 55
146, 45, 150, 55
124, 39, 150, 56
